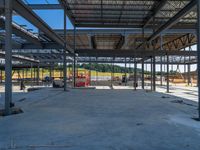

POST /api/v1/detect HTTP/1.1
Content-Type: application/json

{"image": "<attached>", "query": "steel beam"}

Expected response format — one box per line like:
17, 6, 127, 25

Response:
9, 43, 63, 50
148, 0, 196, 42
0, 64, 51, 69
11, 50, 197, 60
54, 28, 197, 35
0, 51, 39, 63
13, 0, 73, 53
135, 0, 197, 50
28, 4, 62, 10
143, 0, 167, 28
115, 36, 125, 49
38, 59, 196, 65
75, 49, 197, 57
76, 23, 196, 29
0, 18, 41, 45
58, 0, 75, 26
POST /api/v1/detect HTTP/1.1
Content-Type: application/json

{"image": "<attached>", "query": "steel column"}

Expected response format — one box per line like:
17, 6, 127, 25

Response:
142, 27, 145, 89
160, 34, 163, 86
166, 54, 169, 93
63, 9, 67, 91
160, 56, 163, 86
110, 58, 114, 88
31, 63, 33, 86
34, 68, 36, 82
42, 68, 43, 80
142, 57, 144, 89
134, 58, 137, 91
184, 48, 186, 83
89, 57, 91, 85
52, 64, 54, 79
96, 58, 98, 85
26, 68, 28, 79
112, 58, 115, 87
197, 0, 200, 119
59, 67, 61, 79
49, 65, 52, 79
73, 27, 76, 87
0, 70, 2, 83
17, 70, 20, 80
151, 57, 153, 90
4, 0, 13, 115
145, 63, 148, 87
152, 17, 156, 91
22, 69, 24, 80
187, 64, 191, 86
188, 46, 192, 86
125, 57, 127, 86
153, 55, 156, 91
37, 65, 39, 85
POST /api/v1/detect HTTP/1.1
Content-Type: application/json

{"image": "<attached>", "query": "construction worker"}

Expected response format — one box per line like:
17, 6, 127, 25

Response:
20, 79, 25, 91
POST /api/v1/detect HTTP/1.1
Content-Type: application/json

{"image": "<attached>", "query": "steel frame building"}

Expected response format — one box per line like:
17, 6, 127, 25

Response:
0, 0, 200, 119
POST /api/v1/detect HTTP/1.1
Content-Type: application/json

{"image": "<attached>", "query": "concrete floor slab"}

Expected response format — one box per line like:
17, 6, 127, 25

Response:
0, 88, 200, 150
